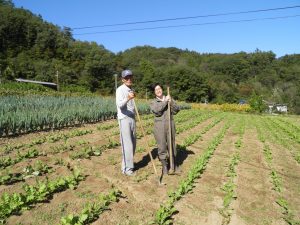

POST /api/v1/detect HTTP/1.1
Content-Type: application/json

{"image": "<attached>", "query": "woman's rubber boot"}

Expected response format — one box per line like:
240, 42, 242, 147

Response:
161, 160, 169, 175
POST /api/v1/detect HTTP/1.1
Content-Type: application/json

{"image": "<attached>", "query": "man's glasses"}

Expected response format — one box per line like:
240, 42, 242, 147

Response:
123, 76, 133, 80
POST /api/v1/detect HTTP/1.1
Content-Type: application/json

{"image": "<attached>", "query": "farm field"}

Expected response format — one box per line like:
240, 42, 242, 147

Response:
0, 109, 299, 225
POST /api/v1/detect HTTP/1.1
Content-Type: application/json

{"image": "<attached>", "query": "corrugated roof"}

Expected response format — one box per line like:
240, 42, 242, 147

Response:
16, 78, 57, 86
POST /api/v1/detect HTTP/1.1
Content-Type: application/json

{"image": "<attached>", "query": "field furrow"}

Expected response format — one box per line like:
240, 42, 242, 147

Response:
1, 110, 299, 225
231, 125, 284, 225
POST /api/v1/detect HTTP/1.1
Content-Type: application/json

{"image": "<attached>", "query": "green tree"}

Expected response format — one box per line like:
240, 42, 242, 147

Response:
249, 92, 266, 113
0, 0, 14, 6
164, 66, 209, 102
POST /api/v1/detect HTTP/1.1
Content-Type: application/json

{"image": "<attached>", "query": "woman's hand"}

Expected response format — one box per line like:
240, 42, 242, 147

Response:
165, 95, 171, 102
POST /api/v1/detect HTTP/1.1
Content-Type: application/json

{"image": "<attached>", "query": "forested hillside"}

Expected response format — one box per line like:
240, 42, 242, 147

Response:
1, 1, 300, 113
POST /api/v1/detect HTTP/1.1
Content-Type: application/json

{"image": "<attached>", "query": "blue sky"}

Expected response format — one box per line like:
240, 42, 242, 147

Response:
13, 0, 300, 57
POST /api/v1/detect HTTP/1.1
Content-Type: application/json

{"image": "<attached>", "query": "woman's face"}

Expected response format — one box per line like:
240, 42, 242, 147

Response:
154, 85, 163, 98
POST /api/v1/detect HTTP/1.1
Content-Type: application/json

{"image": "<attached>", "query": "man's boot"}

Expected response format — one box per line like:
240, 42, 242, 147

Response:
161, 160, 168, 175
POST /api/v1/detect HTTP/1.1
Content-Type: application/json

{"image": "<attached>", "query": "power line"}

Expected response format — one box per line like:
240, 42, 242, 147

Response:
73, 14, 300, 35
72, 5, 300, 30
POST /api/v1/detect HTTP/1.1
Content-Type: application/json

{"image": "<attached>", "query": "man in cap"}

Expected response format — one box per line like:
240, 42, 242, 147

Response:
116, 69, 136, 176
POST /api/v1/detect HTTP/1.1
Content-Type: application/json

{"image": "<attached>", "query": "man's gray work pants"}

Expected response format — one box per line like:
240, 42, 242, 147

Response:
118, 117, 136, 173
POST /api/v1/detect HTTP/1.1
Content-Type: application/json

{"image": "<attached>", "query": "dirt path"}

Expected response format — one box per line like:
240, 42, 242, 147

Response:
172, 121, 238, 225
3, 112, 300, 225
92, 117, 225, 224
268, 141, 300, 222
230, 127, 285, 225
6, 113, 220, 225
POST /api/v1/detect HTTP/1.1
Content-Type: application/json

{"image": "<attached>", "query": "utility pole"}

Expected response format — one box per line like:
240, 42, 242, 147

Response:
56, 70, 59, 91
0, 63, 2, 84
114, 74, 118, 91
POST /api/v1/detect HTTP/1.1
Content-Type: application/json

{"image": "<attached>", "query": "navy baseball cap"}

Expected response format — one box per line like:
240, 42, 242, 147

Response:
121, 69, 133, 78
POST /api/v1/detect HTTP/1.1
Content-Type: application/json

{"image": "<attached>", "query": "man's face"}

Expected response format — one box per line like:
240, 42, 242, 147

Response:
122, 75, 133, 87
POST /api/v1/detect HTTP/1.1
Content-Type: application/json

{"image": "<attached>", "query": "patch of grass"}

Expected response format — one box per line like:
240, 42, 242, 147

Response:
108, 155, 118, 165
136, 146, 145, 153
148, 139, 156, 147
133, 171, 150, 183
117, 220, 140, 225
37, 210, 60, 225
111, 129, 119, 135
75, 190, 97, 199
59, 202, 69, 213
94, 172, 102, 178
295, 153, 300, 163
54, 158, 66, 166
77, 140, 89, 145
